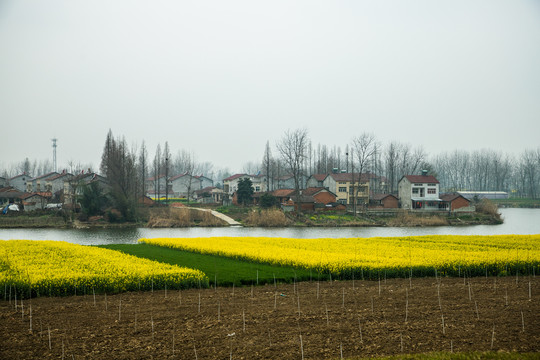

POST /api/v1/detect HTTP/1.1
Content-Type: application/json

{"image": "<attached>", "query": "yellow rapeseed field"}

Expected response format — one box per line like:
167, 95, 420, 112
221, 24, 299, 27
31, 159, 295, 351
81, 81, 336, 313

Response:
0, 240, 208, 298
139, 235, 540, 278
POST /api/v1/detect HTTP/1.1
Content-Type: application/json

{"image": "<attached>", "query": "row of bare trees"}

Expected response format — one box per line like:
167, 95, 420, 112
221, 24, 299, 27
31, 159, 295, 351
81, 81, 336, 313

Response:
433, 148, 540, 198
260, 129, 540, 199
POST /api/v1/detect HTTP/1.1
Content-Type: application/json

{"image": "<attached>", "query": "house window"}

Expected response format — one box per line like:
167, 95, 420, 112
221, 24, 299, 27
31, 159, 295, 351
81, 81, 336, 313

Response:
428, 188, 436, 194
412, 188, 419, 194
339, 187, 347, 192
428, 183, 437, 186
339, 182, 347, 184
338, 199, 347, 205
414, 183, 423, 186
255, 186, 260, 192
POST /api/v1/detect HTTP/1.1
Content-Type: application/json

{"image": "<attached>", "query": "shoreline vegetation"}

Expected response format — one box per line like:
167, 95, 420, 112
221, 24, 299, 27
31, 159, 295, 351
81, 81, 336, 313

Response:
0, 201, 505, 229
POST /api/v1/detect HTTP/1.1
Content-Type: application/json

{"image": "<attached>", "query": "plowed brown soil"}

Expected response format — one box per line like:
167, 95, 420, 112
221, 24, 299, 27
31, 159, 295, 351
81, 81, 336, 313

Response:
1, 276, 539, 359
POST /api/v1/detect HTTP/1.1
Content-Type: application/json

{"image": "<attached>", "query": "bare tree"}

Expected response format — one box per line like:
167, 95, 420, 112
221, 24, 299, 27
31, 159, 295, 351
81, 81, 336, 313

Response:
262, 140, 273, 192
351, 133, 377, 214
277, 128, 309, 213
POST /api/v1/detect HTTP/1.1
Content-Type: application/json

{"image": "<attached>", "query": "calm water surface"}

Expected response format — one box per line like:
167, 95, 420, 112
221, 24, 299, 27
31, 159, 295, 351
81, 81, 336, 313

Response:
0, 208, 538, 245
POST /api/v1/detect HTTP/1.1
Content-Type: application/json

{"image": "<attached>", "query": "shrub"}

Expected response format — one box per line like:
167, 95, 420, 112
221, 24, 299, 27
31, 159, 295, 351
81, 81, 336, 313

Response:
245, 209, 290, 227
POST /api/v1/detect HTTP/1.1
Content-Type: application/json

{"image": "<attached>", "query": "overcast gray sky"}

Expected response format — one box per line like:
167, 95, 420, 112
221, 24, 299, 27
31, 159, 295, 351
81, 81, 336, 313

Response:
1, 0, 539, 174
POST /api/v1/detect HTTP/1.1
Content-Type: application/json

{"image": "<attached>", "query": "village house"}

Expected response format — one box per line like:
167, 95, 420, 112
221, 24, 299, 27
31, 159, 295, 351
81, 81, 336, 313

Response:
440, 193, 475, 212
195, 186, 224, 204
146, 174, 170, 199
63, 172, 108, 207
169, 173, 201, 198
369, 193, 399, 209
272, 174, 308, 191
29, 172, 59, 192
8, 173, 33, 192
398, 171, 441, 210
46, 171, 73, 195
306, 172, 370, 206
21, 192, 52, 211
0, 186, 24, 205
194, 175, 214, 189
0, 176, 8, 188
301, 187, 337, 205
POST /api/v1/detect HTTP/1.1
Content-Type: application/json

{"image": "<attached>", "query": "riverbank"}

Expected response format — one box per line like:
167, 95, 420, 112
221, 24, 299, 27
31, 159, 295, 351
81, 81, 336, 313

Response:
0, 207, 502, 229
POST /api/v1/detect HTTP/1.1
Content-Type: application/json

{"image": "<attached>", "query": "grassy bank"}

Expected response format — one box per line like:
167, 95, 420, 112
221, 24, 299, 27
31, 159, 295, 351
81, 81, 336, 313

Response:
492, 197, 540, 208
100, 243, 314, 286
0, 213, 68, 228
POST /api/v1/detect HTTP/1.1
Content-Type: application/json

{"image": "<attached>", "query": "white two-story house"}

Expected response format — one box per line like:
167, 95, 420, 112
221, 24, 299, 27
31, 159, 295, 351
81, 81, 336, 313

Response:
398, 171, 441, 210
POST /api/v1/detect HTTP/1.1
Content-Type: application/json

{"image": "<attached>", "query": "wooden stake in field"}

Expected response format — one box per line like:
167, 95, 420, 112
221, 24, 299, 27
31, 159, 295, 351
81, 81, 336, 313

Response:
325, 303, 329, 326
441, 314, 445, 335
491, 325, 495, 349
521, 310, 525, 332
358, 318, 363, 343
198, 293, 201, 314
93, 287, 96, 307
437, 282, 442, 310
400, 333, 403, 352
29, 304, 32, 332
118, 300, 122, 322
242, 308, 246, 332
48, 326, 51, 350
475, 301, 479, 320
105, 293, 108, 311
151, 316, 154, 341
405, 288, 409, 323
299, 334, 304, 360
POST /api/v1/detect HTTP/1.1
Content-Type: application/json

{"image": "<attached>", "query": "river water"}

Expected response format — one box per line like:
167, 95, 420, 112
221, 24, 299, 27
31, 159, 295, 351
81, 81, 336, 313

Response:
0, 208, 538, 245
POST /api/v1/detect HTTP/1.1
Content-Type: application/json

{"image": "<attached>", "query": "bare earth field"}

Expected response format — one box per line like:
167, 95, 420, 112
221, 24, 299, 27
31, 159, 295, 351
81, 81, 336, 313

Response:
1, 276, 538, 359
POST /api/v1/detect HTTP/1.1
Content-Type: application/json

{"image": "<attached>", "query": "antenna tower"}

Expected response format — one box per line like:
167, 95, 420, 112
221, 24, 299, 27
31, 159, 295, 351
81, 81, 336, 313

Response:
52, 138, 58, 172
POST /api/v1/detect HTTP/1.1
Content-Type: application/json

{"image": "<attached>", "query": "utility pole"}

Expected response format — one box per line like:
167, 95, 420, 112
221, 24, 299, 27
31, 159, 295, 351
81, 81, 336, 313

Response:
51, 138, 58, 172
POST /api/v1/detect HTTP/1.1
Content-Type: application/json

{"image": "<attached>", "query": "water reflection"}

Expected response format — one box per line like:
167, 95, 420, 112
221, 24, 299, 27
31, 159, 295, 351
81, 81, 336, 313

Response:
0, 208, 538, 245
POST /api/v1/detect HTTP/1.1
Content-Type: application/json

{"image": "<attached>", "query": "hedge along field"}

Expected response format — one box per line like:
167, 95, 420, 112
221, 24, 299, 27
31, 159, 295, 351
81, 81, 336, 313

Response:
139, 235, 540, 279
0, 240, 208, 299
101, 243, 314, 287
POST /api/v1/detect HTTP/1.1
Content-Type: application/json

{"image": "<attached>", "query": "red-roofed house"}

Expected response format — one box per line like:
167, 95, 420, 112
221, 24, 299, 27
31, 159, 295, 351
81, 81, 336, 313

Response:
223, 174, 267, 195
398, 171, 442, 210
440, 193, 473, 212
306, 173, 370, 206
369, 194, 399, 209
21, 192, 52, 211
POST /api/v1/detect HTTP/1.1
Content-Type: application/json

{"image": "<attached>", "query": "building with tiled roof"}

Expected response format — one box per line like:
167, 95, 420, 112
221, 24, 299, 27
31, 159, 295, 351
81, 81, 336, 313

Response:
8, 173, 33, 192
306, 172, 370, 206
398, 171, 441, 210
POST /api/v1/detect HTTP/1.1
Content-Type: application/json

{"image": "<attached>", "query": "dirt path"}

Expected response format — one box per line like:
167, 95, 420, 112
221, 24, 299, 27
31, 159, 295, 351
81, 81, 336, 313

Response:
192, 207, 242, 226
1, 276, 538, 359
